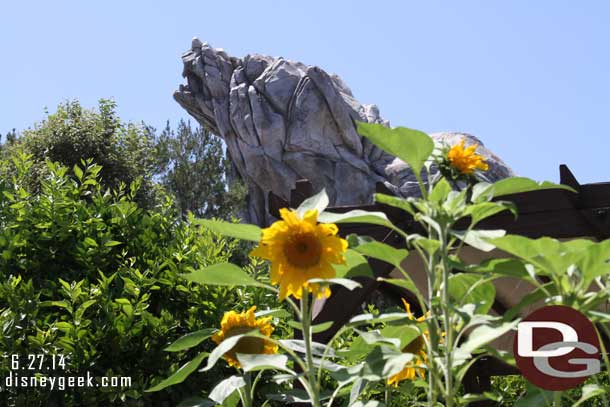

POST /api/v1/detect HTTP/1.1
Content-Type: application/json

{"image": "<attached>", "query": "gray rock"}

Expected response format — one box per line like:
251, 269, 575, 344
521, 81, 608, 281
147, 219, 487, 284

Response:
174, 39, 515, 225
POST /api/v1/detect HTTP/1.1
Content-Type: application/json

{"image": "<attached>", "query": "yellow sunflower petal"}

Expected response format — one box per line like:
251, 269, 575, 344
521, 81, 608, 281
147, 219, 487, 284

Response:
249, 208, 347, 301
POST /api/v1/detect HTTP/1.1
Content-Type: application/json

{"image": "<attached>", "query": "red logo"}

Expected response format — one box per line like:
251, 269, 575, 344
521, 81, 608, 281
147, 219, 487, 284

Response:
513, 305, 600, 391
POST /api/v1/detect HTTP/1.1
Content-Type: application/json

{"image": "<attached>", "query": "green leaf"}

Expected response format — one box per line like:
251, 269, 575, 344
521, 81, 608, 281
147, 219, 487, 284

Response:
181, 263, 265, 288
429, 178, 452, 203
165, 328, 217, 352
311, 321, 334, 334
452, 229, 505, 252
104, 240, 122, 247
196, 219, 262, 242
333, 250, 374, 279
209, 376, 246, 405
200, 332, 256, 372
75, 299, 97, 320
145, 352, 207, 392
40, 300, 71, 310
308, 278, 362, 291
83, 237, 98, 247
463, 201, 515, 227
255, 308, 291, 319
575, 239, 610, 285
379, 324, 421, 350
411, 236, 440, 256
318, 209, 394, 229
361, 346, 414, 380
573, 384, 606, 407
279, 340, 330, 357
288, 319, 333, 333
236, 354, 293, 373
514, 383, 554, 407
486, 177, 575, 198
456, 257, 530, 279
347, 312, 410, 327
353, 241, 408, 268
358, 330, 402, 349
374, 193, 415, 215
448, 273, 496, 314
349, 378, 368, 406
455, 320, 518, 357
296, 188, 329, 218
357, 122, 434, 175
377, 278, 419, 298
73, 164, 83, 181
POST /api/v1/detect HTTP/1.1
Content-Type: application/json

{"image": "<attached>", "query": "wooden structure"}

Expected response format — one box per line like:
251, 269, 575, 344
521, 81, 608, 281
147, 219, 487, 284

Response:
268, 165, 610, 406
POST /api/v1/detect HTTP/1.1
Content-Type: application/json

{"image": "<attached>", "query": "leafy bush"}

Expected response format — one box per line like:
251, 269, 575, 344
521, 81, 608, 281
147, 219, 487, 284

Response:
0, 150, 250, 406
14, 99, 158, 207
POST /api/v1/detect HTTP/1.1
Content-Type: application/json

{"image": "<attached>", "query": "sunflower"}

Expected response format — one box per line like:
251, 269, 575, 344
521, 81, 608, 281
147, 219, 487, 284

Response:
211, 306, 278, 368
387, 299, 429, 387
447, 138, 489, 175
250, 208, 348, 301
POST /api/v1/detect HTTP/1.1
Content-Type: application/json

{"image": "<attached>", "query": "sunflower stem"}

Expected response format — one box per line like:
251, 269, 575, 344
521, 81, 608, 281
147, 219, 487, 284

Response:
301, 292, 321, 407
241, 372, 253, 407
440, 226, 454, 407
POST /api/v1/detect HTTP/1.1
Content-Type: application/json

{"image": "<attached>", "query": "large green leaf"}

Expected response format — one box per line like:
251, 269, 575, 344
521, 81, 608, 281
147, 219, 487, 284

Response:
333, 249, 374, 279
429, 178, 452, 203
145, 352, 207, 392
456, 257, 530, 279
573, 384, 606, 407
574, 239, 610, 285
165, 328, 217, 352
236, 354, 292, 373
357, 330, 402, 349
196, 219, 261, 242
463, 201, 515, 227
485, 177, 575, 198
380, 324, 422, 350
308, 278, 362, 291
347, 312, 411, 327
452, 229, 505, 252
296, 188, 329, 218
200, 331, 261, 372
360, 346, 414, 380
374, 193, 415, 215
318, 209, 394, 229
181, 263, 265, 288
356, 122, 434, 175
448, 273, 496, 314
455, 320, 518, 357
377, 278, 420, 299
208, 376, 246, 404
353, 241, 408, 268
490, 235, 565, 275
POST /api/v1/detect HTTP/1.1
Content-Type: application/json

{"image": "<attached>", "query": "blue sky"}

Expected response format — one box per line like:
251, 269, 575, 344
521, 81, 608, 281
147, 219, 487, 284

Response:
1, 1, 608, 183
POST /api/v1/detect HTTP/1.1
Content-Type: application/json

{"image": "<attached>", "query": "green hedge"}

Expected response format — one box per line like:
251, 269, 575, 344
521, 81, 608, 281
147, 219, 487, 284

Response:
0, 150, 244, 406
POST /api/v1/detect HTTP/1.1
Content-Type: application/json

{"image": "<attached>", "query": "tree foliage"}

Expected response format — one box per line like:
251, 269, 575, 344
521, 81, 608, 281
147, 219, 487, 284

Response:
155, 120, 246, 219
16, 99, 158, 206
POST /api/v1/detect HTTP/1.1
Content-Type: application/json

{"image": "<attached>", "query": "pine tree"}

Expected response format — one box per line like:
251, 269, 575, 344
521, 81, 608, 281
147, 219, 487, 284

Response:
154, 120, 245, 219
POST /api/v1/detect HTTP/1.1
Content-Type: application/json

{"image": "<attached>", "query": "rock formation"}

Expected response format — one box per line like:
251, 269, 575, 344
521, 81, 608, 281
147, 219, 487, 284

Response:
174, 39, 514, 225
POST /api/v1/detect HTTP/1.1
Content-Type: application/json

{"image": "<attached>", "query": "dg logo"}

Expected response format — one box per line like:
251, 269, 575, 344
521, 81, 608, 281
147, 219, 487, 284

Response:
514, 305, 601, 391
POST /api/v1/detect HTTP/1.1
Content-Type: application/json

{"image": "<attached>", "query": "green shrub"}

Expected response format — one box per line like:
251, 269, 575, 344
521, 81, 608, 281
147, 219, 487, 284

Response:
0, 150, 246, 406
15, 99, 158, 208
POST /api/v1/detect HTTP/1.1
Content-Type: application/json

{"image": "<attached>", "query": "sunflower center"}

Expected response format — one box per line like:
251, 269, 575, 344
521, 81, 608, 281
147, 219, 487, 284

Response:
283, 232, 322, 268
225, 326, 266, 355
403, 334, 425, 355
